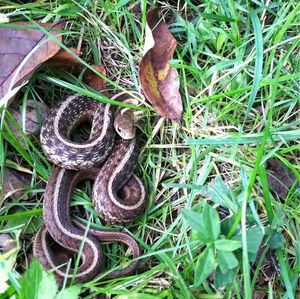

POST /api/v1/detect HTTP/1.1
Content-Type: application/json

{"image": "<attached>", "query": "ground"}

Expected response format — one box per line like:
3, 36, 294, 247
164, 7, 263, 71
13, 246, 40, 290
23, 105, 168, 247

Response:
0, 1, 299, 299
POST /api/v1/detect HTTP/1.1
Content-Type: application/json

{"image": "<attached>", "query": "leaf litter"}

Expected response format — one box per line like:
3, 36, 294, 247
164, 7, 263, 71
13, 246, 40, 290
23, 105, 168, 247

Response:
0, 21, 64, 105
139, 8, 182, 121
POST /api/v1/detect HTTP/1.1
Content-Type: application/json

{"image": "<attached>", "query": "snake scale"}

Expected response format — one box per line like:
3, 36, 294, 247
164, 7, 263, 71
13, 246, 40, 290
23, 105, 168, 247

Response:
33, 94, 146, 284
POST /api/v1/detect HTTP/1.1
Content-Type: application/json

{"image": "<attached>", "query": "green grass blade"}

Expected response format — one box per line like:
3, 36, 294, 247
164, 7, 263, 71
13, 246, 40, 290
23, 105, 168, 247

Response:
244, 10, 263, 123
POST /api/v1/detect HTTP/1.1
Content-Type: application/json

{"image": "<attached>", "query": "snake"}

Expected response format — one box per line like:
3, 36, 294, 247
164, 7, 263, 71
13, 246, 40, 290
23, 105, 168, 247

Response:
33, 94, 146, 283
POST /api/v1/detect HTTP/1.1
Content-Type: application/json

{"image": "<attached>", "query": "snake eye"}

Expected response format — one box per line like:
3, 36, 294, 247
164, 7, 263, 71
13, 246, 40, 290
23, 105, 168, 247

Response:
115, 126, 123, 137
115, 124, 136, 140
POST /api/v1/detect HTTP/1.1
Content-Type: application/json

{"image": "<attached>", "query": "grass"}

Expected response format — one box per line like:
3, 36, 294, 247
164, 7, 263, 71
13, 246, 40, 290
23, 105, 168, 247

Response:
0, 1, 299, 298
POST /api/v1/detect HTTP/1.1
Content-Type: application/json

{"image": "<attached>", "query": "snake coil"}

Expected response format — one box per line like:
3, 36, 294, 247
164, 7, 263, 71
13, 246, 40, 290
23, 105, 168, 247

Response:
34, 94, 146, 284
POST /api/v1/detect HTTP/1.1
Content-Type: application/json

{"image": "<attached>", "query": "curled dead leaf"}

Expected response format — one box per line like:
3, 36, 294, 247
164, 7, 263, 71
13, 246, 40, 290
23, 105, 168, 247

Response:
1, 168, 32, 201
47, 47, 83, 67
8, 100, 49, 138
84, 64, 107, 92
139, 9, 182, 121
0, 21, 64, 106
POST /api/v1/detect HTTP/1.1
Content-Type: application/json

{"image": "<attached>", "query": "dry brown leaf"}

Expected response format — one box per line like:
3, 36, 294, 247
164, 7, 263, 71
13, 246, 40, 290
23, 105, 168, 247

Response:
266, 159, 297, 199
0, 21, 64, 105
8, 100, 49, 138
47, 47, 83, 67
84, 64, 107, 92
139, 8, 182, 121
1, 168, 32, 200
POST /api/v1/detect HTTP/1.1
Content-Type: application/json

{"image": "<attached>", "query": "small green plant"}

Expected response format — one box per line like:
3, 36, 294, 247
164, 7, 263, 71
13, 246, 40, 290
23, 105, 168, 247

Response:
182, 176, 269, 288
181, 175, 291, 293
182, 202, 242, 288
0, 257, 80, 299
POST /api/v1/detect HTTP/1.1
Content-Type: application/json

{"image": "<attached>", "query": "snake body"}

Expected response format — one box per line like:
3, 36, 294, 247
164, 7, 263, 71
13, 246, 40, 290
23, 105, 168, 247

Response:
93, 138, 146, 224
34, 94, 146, 283
40, 94, 115, 170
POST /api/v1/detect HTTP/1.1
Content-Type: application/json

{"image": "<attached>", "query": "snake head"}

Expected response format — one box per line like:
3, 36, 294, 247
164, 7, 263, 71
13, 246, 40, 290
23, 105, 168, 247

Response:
114, 109, 136, 140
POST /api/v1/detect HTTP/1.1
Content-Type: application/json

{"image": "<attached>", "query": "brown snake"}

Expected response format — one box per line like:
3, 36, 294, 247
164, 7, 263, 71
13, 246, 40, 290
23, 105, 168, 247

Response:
33, 94, 146, 283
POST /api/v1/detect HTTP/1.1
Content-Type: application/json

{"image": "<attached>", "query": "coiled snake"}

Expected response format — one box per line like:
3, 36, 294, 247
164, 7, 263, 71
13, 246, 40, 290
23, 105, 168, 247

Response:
33, 94, 146, 284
